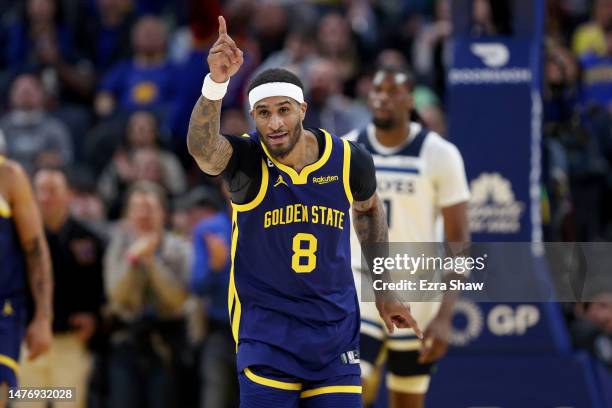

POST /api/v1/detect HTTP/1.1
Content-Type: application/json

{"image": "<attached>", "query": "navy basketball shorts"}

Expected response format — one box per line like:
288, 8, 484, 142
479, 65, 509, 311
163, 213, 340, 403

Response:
0, 299, 26, 388
239, 365, 362, 408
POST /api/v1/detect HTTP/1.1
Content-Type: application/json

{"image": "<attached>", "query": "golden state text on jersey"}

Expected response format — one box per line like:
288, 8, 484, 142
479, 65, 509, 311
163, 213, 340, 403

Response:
228, 129, 360, 381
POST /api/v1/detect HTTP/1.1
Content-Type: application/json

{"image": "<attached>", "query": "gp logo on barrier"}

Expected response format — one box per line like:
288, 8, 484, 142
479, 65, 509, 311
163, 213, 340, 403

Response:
488, 304, 540, 336
450, 301, 540, 346
471, 43, 510, 68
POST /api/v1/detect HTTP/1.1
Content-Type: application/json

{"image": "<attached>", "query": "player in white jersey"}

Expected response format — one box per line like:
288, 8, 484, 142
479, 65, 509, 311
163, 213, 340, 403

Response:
345, 67, 470, 408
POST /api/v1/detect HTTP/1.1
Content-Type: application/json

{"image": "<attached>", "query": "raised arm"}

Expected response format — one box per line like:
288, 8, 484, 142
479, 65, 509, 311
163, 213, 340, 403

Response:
8, 161, 53, 359
187, 16, 244, 175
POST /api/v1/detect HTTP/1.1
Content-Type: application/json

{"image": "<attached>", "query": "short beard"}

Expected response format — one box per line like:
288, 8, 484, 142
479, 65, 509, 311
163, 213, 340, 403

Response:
263, 122, 302, 159
373, 117, 396, 130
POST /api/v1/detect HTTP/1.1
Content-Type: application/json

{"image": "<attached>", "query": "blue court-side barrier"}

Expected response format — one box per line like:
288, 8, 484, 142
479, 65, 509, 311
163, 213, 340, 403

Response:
427, 353, 605, 408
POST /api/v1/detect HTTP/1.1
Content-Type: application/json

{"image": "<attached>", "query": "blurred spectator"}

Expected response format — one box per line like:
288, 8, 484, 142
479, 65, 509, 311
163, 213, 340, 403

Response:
542, 42, 577, 240
572, 292, 612, 369
413, 0, 451, 96
470, 0, 513, 37
6, 0, 96, 107
253, 25, 317, 88
316, 13, 359, 86
95, 16, 178, 125
78, 0, 136, 73
545, 40, 581, 123
16, 167, 106, 408
104, 181, 191, 408
572, 0, 612, 57
579, 24, 612, 111
98, 111, 187, 218
68, 166, 108, 237
547, 39, 610, 241
183, 186, 236, 408
250, 1, 288, 61
0, 73, 73, 173
303, 58, 369, 136
6, 0, 73, 69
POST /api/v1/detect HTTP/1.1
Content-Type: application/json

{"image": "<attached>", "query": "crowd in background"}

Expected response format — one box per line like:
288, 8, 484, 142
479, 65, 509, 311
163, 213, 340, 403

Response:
0, 0, 611, 406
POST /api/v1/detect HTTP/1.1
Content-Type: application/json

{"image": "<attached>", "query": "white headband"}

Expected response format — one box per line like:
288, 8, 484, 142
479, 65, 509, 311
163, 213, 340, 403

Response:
248, 82, 304, 110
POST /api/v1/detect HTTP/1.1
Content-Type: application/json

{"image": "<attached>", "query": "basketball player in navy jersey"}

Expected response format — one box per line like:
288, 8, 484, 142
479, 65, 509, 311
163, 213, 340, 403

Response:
345, 67, 470, 408
0, 157, 53, 407
187, 16, 422, 407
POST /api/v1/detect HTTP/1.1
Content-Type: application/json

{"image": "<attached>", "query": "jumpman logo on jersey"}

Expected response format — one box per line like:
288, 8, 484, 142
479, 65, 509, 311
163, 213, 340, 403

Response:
0, 193, 10, 218
274, 175, 288, 188
2, 300, 13, 316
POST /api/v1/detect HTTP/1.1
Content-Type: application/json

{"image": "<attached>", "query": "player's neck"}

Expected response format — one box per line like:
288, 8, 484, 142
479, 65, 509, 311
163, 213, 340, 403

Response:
275, 129, 318, 172
375, 121, 410, 148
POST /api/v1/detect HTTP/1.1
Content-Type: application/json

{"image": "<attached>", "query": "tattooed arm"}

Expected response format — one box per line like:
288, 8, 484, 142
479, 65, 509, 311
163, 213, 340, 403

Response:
187, 96, 233, 175
352, 193, 422, 338
7, 160, 52, 359
187, 16, 243, 175
352, 194, 393, 291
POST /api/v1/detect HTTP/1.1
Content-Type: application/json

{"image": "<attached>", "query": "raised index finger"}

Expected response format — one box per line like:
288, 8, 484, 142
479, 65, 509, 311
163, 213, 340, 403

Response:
218, 16, 227, 36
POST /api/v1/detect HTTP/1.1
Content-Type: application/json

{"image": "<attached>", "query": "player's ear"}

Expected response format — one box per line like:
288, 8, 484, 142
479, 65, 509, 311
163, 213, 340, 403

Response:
299, 101, 307, 121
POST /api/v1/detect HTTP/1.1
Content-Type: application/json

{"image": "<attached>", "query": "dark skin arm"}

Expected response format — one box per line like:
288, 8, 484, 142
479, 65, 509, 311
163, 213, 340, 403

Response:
418, 201, 469, 364
353, 193, 422, 338
187, 16, 243, 175
7, 161, 53, 360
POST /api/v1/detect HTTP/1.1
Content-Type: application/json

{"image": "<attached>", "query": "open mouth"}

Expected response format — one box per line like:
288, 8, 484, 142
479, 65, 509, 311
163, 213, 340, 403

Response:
267, 132, 288, 145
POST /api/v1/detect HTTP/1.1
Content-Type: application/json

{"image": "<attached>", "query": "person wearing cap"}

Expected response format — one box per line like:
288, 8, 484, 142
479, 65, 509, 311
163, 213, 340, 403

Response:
187, 16, 421, 407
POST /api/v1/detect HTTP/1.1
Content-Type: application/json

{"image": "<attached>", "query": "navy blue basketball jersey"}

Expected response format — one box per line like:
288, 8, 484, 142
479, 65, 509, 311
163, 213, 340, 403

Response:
0, 156, 28, 387
0, 158, 27, 303
229, 129, 360, 381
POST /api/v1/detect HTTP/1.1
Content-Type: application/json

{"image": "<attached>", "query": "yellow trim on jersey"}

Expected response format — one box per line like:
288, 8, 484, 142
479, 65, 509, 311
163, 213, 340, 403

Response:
240, 133, 251, 138
231, 159, 269, 212
259, 129, 332, 185
300, 385, 362, 398
0, 156, 11, 219
342, 139, 353, 204
0, 354, 19, 376
228, 210, 242, 350
244, 368, 302, 391
0, 194, 11, 218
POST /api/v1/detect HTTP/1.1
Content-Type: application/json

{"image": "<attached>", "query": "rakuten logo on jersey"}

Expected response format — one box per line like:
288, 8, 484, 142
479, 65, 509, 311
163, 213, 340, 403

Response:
468, 172, 524, 234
